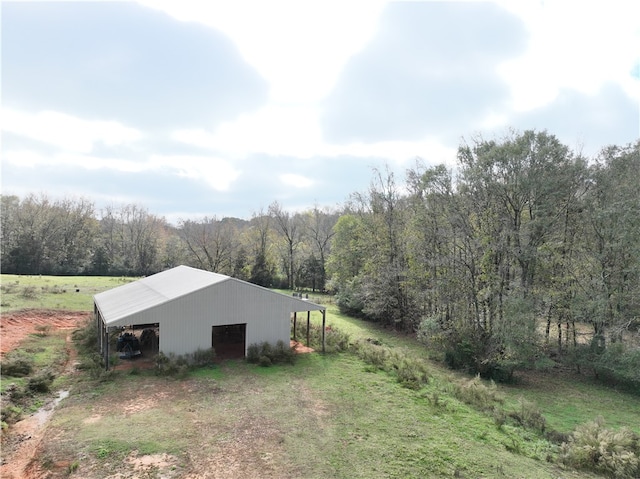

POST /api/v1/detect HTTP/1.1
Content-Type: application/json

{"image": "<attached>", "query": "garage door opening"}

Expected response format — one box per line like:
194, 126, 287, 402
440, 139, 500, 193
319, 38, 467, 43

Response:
212, 324, 246, 360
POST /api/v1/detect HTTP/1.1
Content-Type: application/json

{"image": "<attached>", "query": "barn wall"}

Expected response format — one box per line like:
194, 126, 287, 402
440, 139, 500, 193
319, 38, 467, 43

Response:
117, 280, 293, 356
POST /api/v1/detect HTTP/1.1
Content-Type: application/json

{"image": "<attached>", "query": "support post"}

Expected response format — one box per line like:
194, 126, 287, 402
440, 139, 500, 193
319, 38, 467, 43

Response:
293, 312, 297, 341
95, 305, 100, 352
321, 309, 326, 353
104, 326, 110, 371
306, 311, 311, 347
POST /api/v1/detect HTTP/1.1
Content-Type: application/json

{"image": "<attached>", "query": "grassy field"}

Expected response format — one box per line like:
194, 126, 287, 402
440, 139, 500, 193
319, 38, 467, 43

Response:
2, 275, 639, 478
40, 354, 602, 478
0, 274, 135, 313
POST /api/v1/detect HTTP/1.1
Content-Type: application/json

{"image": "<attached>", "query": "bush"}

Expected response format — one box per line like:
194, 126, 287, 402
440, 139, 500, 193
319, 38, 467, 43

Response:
565, 343, 640, 393
0, 404, 23, 425
351, 339, 390, 369
20, 285, 39, 299
449, 375, 504, 412
190, 347, 216, 368
335, 277, 366, 318
350, 340, 429, 389
594, 344, 640, 393
27, 369, 55, 393
324, 326, 351, 353
260, 341, 273, 359
246, 341, 296, 367
395, 357, 430, 390
152, 348, 217, 376
293, 322, 350, 353
509, 398, 546, 433
2, 352, 34, 377
273, 340, 295, 365
246, 343, 261, 363
258, 355, 272, 367
72, 319, 98, 354
154, 352, 189, 377
559, 417, 640, 478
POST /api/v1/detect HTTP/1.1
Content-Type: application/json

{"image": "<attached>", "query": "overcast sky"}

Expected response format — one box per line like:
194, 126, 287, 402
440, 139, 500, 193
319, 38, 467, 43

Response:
2, 0, 638, 222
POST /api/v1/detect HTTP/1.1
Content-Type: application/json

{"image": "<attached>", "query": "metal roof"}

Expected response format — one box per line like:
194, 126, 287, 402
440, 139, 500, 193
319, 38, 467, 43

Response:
94, 265, 325, 326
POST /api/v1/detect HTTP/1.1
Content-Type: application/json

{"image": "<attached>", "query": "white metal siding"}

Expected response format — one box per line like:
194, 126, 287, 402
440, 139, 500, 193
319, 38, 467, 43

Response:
116, 281, 294, 356
95, 265, 325, 357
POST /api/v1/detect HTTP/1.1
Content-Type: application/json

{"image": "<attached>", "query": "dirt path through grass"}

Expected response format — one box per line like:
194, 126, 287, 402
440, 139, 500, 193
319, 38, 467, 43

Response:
0, 309, 88, 357
1, 311, 85, 478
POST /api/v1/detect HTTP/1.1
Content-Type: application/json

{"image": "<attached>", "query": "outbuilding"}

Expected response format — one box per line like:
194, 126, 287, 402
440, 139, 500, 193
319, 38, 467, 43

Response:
93, 265, 327, 368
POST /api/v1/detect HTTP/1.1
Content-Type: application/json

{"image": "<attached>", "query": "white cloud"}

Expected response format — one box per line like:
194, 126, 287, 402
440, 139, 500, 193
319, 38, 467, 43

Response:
3, 150, 241, 192
137, 0, 387, 104
496, 0, 640, 111
172, 104, 323, 158
2, 150, 145, 172
1, 108, 142, 153
149, 155, 241, 191
159, 0, 637, 170
280, 173, 314, 188
173, 107, 458, 166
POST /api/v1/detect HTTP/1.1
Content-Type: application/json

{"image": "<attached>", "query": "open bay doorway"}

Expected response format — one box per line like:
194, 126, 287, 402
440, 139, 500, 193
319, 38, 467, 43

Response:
211, 324, 246, 359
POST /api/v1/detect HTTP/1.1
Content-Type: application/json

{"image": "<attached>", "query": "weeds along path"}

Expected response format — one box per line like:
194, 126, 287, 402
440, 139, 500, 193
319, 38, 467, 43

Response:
0, 309, 89, 357
1, 311, 87, 479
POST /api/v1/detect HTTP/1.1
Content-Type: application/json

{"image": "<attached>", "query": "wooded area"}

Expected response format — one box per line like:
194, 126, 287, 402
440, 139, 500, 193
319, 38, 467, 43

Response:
2, 130, 638, 387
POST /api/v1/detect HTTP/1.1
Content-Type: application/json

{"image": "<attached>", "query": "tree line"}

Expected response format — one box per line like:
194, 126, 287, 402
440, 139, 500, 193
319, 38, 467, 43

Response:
0, 194, 339, 292
2, 130, 638, 385
329, 131, 639, 384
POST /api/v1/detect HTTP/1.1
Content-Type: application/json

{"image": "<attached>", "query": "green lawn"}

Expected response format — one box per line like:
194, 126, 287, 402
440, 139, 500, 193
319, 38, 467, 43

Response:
0, 274, 135, 313
40, 354, 601, 478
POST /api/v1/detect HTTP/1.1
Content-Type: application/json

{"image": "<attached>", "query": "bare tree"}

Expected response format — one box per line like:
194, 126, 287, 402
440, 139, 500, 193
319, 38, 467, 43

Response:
269, 201, 302, 289
301, 205, 338, 291
178, 216, 236, 274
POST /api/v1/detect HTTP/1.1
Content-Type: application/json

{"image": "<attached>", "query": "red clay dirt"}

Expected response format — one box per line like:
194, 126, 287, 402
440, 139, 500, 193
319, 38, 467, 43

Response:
0, 309, 89, 357
1, 309, 88, 479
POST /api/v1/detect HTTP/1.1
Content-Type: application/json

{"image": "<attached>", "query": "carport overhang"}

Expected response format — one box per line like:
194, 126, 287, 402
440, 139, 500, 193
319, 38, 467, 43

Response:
288, 297, 328, 353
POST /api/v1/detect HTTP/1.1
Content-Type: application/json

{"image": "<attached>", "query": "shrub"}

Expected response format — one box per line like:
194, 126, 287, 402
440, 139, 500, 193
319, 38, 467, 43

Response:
246, 343, 261, 363
493, 409, 508, 429
293, 322, 350, 353
545, 429, 571, 445
559, 417, 640, 478
449, 375, 504, 412
72, 319, 98, 354
324, 326, 351, 353
2, 352, 34, 377
246, 341, 296, 366
4, 383, 26, 403
350, 340, 429, 389
77, 352, 107, 379
154, 352, 189, 377
154, 349, 217, 376
395, 357, 430, 389
335, 277, 366, 318
20, 285, 39, 299
260, 341, 273, 359
190, 347, 216, 368
273, 340, 295, 364
258, 355, 272, 367
27, 369, 55, 393
509, 398, 546, 433
0, 404, 23, 425
351, 339, 389, 369
0, 282, 18, 294
594, 344, 640, 393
